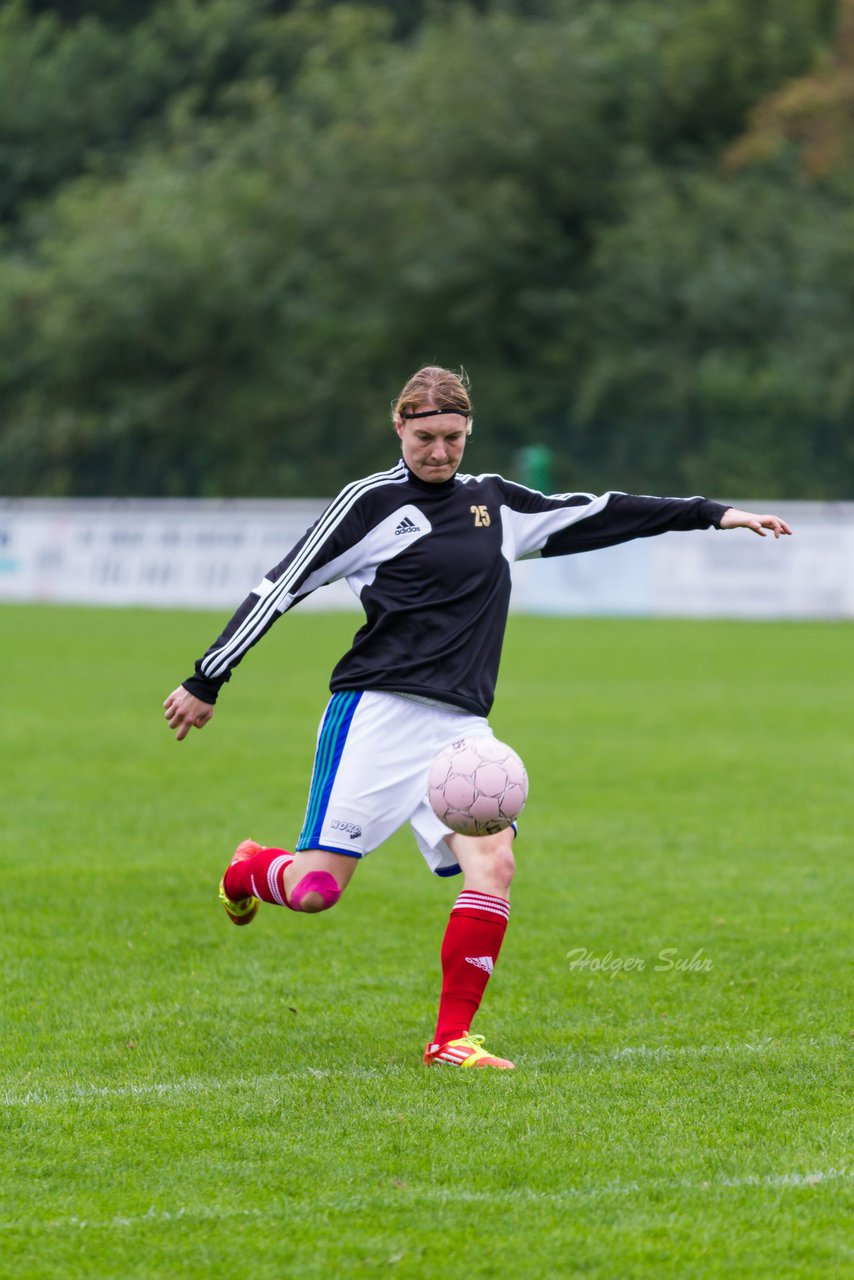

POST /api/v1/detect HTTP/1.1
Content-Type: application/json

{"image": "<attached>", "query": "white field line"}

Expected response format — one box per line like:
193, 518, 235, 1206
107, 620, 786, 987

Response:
0, 1170, 850, 1235
1, 1034, 839, 1105
0, 1068, 387, 1107
1, 1035, 843, 1109
610, 1035, 839, 1061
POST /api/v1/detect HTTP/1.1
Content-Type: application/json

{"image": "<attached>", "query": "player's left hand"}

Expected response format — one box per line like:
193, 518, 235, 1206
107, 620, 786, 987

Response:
719, 508, 793, 538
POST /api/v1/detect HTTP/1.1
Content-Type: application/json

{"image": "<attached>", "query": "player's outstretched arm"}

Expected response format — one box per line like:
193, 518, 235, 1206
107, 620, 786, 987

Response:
163, 686, 215, 741
718, 508, 793, 538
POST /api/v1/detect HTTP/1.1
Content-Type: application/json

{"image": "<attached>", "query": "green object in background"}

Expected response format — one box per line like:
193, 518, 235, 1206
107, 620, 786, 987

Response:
519, 443, 553, 493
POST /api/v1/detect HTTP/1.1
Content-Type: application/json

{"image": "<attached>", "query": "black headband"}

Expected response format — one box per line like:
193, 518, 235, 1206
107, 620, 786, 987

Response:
401, 407, 469, 419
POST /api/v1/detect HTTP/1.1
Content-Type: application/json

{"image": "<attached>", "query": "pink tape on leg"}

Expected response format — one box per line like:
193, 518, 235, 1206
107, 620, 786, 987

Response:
289, 871, 342, 913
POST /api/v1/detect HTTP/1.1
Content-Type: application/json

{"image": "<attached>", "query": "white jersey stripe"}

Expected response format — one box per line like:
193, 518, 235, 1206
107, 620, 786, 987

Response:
501, 491, 613, 562
201, 464, 407, 678
201, 589, 282, 678
203, 464, 405, 676
264, 463, 407, 608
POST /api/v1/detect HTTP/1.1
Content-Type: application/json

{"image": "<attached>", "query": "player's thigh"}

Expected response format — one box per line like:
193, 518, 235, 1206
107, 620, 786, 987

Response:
446, 829, 516, 895
297, 691, 489, 857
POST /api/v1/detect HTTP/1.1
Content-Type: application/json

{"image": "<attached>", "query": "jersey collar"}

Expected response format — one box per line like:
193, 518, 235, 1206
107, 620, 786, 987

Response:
401, 461, 459, 493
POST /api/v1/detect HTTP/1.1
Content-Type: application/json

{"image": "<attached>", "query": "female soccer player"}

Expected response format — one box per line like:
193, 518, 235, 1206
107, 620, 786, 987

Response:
164, 366, 791, 1070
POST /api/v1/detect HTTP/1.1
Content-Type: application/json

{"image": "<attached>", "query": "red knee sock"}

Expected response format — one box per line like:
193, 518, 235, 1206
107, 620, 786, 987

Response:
224, 847, 293, 907
434, 891, 510, 1045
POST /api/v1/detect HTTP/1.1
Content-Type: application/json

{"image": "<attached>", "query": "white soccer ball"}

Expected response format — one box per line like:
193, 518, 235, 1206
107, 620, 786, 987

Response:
428, 735, 528, 837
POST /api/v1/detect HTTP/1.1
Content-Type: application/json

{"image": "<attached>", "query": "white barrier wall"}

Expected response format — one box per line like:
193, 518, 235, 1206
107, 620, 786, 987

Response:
1, 498, 852, 618
510, 501, 854, 618
0, 499, 354, 611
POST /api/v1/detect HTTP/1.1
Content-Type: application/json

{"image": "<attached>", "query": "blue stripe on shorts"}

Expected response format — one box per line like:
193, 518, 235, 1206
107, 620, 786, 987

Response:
296, 691, 363, 851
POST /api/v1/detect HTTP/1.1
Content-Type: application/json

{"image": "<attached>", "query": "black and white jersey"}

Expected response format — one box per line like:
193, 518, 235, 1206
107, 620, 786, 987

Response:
183, 459, 728, 717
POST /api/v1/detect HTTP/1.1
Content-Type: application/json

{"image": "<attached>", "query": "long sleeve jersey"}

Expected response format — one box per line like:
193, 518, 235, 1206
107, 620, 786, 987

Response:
183, 459, 729, 717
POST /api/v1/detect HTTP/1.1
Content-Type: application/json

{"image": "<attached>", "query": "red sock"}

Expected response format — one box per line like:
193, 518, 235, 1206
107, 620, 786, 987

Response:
224, 847, 293, 907
434, 891, 510, 1045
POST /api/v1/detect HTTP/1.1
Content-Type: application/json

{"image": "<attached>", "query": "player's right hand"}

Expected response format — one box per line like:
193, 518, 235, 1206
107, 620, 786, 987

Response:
163, 687, 215, 741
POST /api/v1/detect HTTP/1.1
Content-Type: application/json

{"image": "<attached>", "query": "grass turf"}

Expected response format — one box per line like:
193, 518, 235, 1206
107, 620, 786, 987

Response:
1, 604, 851, 1279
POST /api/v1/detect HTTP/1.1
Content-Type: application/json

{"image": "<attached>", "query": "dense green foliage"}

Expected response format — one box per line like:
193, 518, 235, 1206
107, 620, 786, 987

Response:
2, 605, 852, 1277
1, 0, 851, 498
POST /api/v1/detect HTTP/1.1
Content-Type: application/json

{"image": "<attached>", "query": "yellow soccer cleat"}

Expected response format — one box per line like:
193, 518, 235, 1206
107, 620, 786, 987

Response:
218, 838, 263, 926
423, 1033, 515, 1069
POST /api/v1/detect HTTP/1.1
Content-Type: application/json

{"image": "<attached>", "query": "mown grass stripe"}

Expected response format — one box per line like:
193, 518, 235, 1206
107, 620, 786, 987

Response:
3, 1169, 850, 1235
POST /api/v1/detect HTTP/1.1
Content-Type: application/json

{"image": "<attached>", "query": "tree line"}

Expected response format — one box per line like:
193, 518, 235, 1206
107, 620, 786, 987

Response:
1, 0, 851, 500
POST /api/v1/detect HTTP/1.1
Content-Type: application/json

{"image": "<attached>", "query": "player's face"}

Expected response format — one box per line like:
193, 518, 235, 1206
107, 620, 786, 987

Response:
395, 411, 470, 482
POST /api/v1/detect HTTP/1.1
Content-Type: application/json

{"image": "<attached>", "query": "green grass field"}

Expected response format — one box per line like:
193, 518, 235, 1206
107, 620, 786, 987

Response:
2, 604, 852, 1279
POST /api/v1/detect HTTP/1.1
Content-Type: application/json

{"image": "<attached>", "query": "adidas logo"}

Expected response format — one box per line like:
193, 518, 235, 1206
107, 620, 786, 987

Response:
465, 955, 494, 975
394, 516, 421, 536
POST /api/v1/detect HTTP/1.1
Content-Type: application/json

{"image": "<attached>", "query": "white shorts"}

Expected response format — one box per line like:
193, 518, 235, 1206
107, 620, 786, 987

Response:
294, 690, 499, 876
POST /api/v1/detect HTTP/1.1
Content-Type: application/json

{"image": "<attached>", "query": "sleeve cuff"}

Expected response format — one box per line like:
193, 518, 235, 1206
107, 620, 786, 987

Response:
182, 673, 224, 705
703, 501, 731, 529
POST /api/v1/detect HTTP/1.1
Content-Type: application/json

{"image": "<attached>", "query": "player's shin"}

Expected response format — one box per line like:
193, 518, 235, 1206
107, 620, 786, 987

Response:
433, 891, 510, 1044
223, 843, 294, 906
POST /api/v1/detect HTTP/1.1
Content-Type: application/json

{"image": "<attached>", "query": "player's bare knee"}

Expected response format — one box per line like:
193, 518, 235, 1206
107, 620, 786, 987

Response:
295, 892, 334, 913
483, 838, 516, 891
289, 870, 343, 914
452, 830, 515, 892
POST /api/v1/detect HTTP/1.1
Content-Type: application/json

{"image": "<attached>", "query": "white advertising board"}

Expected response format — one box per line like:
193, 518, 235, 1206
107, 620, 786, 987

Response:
0, 499, 353, 610
1, 498, 852, 618
511, 502, 854, 618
